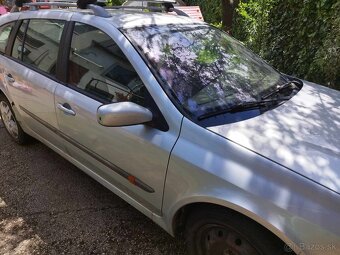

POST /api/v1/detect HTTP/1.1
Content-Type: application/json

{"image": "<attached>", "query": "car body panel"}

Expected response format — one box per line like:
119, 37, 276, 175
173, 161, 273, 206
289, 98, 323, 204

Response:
53, 14, 183, 212
163, 117, 340, 255
0, 13, 21, 102
0, 11, 74, 149
19, 118, 158, 220
3, 57, 67, 150
208, 81, 340, 194
107, 12, 204, 29
54, 84, 177, 213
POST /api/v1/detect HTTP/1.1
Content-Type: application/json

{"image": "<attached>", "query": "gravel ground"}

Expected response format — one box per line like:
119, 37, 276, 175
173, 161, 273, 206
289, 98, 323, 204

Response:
0, 121, 186, 255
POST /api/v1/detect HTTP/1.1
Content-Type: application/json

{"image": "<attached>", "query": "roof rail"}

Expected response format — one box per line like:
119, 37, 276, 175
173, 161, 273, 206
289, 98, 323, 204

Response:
23, 1, 112, 17
110, 1, 189, 17
24, 2, 77, 10
22, 0, 188, 18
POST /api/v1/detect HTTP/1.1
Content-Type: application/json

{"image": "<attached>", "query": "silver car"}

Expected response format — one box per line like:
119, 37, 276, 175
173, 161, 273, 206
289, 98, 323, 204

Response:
0, 2, 339, 255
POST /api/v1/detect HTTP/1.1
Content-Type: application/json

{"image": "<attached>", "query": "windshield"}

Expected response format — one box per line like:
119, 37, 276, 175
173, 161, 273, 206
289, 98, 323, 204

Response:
123, 24, 289, 123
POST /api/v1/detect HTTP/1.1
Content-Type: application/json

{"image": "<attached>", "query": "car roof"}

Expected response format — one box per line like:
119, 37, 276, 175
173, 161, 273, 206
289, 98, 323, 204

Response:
1, 5, 205, 29
107, 11, 204, 29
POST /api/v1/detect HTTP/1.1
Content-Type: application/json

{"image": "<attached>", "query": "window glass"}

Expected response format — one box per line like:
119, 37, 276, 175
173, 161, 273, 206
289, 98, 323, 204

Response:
22, 19, 65, 75
0, 22, 14, 54
123, 24, 287, 119
12, 20, 28, 60
68, 23, 145, 105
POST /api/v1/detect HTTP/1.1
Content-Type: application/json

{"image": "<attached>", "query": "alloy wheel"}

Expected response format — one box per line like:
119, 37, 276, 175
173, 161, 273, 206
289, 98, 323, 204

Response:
0, 101, 19, 139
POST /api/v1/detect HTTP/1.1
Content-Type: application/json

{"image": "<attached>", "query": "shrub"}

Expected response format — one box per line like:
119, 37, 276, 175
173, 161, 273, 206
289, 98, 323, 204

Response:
233, 0, 340, 89
233, 0, 275, 55
107, 0, 124, 6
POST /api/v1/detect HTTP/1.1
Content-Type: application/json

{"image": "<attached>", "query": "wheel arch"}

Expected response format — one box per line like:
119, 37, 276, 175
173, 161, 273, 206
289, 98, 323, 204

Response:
171, 201, 301, 255
0, 87, 5, 96
0, 85, 11, 103
0, 87, 21, 121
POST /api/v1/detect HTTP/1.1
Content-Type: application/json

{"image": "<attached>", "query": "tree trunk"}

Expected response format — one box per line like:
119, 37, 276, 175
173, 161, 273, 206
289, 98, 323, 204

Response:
221, 0, 239, 34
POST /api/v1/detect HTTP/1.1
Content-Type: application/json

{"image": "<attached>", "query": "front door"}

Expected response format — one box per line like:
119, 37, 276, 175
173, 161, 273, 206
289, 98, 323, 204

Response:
54, 22, 181, 214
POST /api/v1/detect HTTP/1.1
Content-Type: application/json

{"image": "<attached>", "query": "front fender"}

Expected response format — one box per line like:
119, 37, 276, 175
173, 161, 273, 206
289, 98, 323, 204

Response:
162, 117, 340, 255
163, 184, 305, 254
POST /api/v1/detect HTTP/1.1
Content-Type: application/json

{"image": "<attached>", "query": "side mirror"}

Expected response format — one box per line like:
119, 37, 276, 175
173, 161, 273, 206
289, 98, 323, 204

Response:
97, 102, 153, 127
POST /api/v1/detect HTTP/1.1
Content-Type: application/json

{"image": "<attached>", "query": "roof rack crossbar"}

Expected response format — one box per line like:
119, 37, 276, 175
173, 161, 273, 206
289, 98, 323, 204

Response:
87, 4, 111, 18
171, 7, 189, 17
23, 2, 112, 18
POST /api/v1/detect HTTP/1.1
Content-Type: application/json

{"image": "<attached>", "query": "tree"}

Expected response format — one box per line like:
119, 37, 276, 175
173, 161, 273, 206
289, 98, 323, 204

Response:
221, 0, 240, 33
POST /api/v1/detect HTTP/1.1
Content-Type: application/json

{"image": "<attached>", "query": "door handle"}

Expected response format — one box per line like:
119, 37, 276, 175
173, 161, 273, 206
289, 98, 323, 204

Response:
57, 103, 76, 116
5, 73, 15, 83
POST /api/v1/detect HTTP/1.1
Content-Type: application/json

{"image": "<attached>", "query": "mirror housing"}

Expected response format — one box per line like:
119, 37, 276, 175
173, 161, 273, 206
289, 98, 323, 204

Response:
97, 102, 153, 127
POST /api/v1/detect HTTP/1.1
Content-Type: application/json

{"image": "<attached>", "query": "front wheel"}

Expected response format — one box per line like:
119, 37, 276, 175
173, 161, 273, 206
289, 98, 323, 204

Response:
0, 94, 30, 144
185, 207, 293, 255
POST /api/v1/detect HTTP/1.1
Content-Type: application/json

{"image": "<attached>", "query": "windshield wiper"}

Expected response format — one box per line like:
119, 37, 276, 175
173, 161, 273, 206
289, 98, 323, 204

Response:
261, 81, 299, 100
197, 98, 288, 121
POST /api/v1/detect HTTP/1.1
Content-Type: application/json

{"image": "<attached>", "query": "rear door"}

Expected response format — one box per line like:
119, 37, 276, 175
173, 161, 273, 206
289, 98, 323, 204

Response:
0, 18, 16, 96
54, 19, 182, 214
3, 12, 72, 149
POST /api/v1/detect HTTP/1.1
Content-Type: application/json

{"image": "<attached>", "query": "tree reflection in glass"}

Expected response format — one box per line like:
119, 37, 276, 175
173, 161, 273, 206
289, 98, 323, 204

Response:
123, 24, 286, 118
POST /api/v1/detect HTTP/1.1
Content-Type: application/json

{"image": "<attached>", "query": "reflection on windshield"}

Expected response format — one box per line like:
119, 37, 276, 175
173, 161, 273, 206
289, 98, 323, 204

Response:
124, 24, 286, 118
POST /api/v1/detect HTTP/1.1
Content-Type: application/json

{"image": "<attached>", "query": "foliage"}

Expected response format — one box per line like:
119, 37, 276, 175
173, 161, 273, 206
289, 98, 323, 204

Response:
233, 0, 275, 55
233, 0, 340, 89
263, 0, 339, 89
0, 0, 12, 6
106, 0, 124, 6
309, 1, 340, 88
26, 0, 337, 89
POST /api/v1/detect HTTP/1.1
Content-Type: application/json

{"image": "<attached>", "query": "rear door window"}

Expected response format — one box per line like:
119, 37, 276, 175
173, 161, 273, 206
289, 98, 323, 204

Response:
12, 19, 65, 76
0, 22, 15, 54
12, 20, 28, 60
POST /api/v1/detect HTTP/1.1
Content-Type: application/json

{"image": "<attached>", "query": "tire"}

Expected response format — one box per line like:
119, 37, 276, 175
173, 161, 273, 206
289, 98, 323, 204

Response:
185, 206, 293, 255
0, 94, 30, 145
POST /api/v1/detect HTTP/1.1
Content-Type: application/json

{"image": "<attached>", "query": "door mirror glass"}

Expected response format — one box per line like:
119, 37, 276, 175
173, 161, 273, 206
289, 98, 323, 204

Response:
11, 19, 65, 76
97, 102, 153, 127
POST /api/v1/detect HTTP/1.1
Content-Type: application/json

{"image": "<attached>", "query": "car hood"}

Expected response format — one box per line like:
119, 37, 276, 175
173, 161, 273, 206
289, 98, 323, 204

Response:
208, 81, 340, 194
